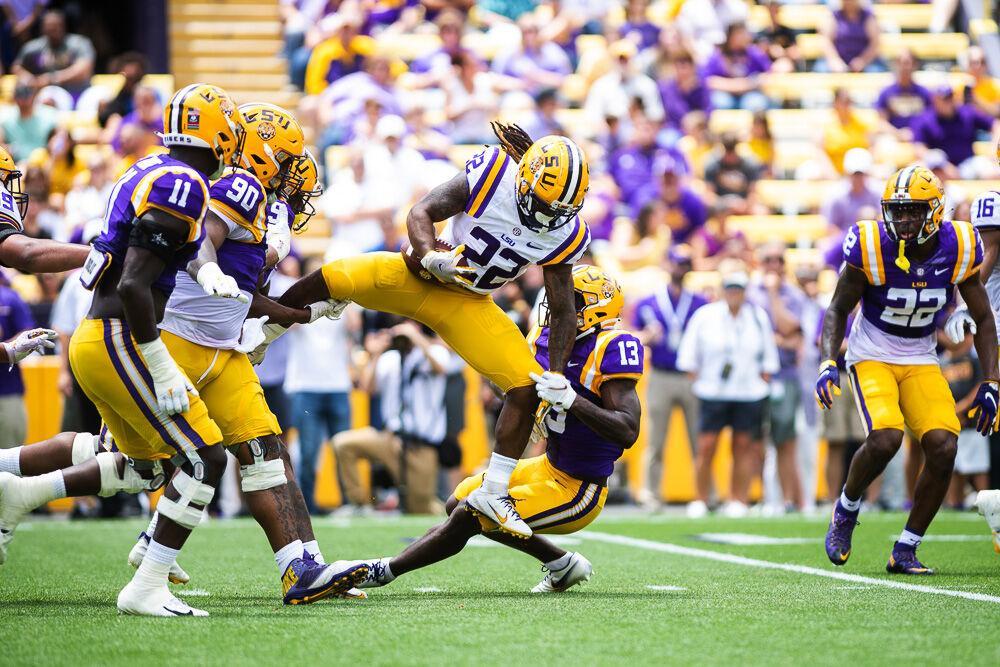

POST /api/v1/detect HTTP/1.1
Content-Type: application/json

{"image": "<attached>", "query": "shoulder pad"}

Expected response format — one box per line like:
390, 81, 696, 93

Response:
131, 166, 209, 243
948, 219, 983, 284
843, 220, 886, 286
581, 330, 644, 393
539, 217, 591, 266
465, 146, 513, 218
209, 170, 268, 242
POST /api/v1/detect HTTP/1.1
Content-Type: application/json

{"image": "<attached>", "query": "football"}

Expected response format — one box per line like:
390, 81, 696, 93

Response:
401, 238, 468, 283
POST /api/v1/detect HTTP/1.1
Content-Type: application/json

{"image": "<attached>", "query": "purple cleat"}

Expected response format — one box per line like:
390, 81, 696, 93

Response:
825, 501, 859, 566
886, 543, 934, 575
282, 555, 370, 605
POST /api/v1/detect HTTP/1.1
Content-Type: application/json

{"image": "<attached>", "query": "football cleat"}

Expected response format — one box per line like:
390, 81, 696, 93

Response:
973, 490, 1000, 554
0, 472, 34, 564
282, 555, 369, 605
117, 581, 207, 617
686, 500, 709, 519
128, 532, 191, 585
886, 543, 934, 575
333, 558, 392, 589
466, 488, 532, 539
824, 501, 859, 566
531, 552, 592, 593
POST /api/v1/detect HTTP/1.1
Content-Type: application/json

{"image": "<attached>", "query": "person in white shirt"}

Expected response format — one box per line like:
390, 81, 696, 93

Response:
677, 264, 780, 517
584, 40, 664, 127
676, 0, 750, 63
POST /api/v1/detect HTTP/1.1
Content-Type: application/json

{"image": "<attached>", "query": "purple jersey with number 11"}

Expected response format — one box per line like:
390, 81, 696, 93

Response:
842, 218, 982, 367
529, 326, 644, 480
90, 153, 210, 295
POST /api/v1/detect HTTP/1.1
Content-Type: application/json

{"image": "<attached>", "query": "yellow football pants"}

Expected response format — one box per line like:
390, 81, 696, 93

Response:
848, 360, 960, 441
454, 455, 608, 534
321, 252, 542, 391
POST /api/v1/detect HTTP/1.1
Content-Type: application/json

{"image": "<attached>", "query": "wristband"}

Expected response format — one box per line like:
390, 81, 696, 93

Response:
137, 337, 175, 379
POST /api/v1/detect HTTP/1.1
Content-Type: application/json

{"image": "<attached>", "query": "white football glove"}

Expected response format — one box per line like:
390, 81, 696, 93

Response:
944, 306, 976, 345
308, 299, 349, 322
235, 316, 269, 354
420, 244, 476, 285
248, 322, 290, 366
2, 328, 57, 364
196, 262, 250, 304
137, 337, 197, 416
530, 371, 577, 411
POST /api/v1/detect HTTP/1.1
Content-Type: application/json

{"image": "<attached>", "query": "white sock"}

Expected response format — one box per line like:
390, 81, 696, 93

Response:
545, 552, 573, 571
133, 549, 172, 590
839, 489, 861, 512
0, 446, 21, 475
16, 471, 66, 508
145, 539, 180, 566
142, 512, 159, 540
378, 557, 396, 584
275, 539, 304, 574
898, 529, 923, 548
482, 453, 517, 494
303, 539, 324, 564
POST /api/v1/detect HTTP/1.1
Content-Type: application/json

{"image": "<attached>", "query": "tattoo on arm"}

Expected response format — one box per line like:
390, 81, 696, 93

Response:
959, 276, 999, 379
820, 265, 866, 363
568, 379, 641, 448
406, 171, 469, 260
542, 264, 576, 373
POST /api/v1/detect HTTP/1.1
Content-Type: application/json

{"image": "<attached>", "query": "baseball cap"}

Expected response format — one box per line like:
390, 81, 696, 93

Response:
842, 147, 872, 175
375, 114, 406, 139
722, 270, 749, 289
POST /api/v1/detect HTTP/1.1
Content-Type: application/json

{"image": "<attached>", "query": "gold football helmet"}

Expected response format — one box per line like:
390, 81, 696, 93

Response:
238, 103, 305, 191
161, 83, 244, 169
542, 264, 623, 333
516, 135, 589, 232
281, 148, 322, 233
881, 165, 945, 246
0, 144, 28, 219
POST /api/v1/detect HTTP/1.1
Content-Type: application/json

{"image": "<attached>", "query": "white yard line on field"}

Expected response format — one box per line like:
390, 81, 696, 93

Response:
583, 531, 1000, 605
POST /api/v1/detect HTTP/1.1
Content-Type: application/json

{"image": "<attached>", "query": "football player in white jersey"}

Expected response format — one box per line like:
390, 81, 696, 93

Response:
259, 123, 590, 538
0, 143, 90, 272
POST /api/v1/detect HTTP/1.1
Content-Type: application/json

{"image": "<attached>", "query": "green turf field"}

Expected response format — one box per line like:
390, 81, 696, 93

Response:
2, 510, 998, 666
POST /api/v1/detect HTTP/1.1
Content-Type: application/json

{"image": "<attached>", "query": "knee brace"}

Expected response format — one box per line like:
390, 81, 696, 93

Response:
71, 432, 101, 465
231, 438, 287, 493
95, 452, 165, 497
156, 469, 216, 529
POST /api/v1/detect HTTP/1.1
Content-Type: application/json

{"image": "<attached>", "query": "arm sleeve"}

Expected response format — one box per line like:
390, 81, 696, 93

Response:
209, 171, 268, 242
131, 167, 209, 243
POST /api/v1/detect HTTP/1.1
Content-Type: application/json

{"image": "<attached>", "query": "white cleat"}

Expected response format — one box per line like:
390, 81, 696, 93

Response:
117, 581, 208, 617
0, 472, 34, 565
531, 552, 593, 593
973, 490, 1000, 555
332, 558, 391, 589
466, 488, 532, 539
722, 500, 750, 519
686, 500, 709, 519
128, 534, 190, 585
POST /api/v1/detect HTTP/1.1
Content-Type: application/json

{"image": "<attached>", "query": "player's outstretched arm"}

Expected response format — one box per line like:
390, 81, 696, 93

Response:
542, 264, 576, 373
959, 276, 999, 379
247, 291, 312, 326
405, 170, 469, 260
0, 234, 90, 273
819, 266, 866, 363
566, 378, 641, 448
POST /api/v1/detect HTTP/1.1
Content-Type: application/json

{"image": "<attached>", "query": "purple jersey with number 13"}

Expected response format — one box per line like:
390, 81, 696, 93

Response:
842, 218, 982, 367
529, 325, 644, 480
90, 153, 210, 295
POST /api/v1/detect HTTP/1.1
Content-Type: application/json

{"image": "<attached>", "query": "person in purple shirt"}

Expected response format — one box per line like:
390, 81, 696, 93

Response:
492, 15, 572, 95
703, 24, 772, 111
912, 86, 996, 173
876, 50, 931, 138
0, 273, 35, 448
630, 152, 706, 241
609, 113, 689, 210
659, 50, 712, 128
620, 0, 661, 51
816, 0, 884, 73
632, 243, 706, 508
821, 147, 881, 232
407, 8, 468, 78
746, 242, 806, 511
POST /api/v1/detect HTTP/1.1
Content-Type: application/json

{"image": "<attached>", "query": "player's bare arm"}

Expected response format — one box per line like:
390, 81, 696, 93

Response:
118, 209, 190, 343
566, 378, 641, 448
978, 228, 1000, 281
405, 170, 469, 260
542, 263, 575, 373
0, 234, 90, 273
185, 210, 228, 278
820, 265, 867, 362
958, 275, 998, 378
247, 291, 313, 326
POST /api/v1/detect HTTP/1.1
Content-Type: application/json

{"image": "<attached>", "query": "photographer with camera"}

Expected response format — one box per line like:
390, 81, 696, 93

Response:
677, 261, 780, 517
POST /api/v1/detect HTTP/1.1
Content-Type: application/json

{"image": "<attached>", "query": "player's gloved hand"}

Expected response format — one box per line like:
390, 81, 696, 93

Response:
2, 328, 57, 364
247, 322, 290, 366
420, 244, 476, 286
943, 306, 976, 345
967, 380, 999, 436
815, 359, 841, 410
530, 371, 577, 411
196, 262, 250, 304
308, 299, 348, 323
137, 337, 197, 416
235, 316, 269, 354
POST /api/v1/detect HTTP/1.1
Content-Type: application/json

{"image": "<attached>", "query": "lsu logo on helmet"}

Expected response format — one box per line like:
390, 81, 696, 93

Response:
516, 135, 589, 232
0, 143, 28, 221
161, 83, 244, 167
238, 103, 305, 191
880, 165, 945, 245
541, 265, 623, 332
282, 148, 323, 233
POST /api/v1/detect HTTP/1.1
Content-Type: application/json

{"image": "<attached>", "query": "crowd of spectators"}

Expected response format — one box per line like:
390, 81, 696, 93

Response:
1, 0, 1000, 516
